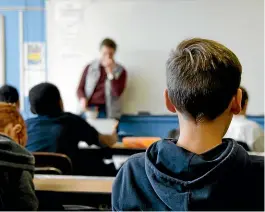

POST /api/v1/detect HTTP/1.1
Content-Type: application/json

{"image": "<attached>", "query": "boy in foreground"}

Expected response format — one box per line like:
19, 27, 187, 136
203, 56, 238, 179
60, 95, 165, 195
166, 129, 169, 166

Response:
112, 38, 264, 211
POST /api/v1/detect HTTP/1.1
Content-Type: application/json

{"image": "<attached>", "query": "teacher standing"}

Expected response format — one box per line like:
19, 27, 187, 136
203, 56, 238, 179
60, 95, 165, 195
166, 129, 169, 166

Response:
77, 38, 127, 119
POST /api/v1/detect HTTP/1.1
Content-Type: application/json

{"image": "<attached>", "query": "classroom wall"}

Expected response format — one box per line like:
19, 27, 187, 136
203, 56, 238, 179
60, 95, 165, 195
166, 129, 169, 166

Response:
47, 0, 264, 115
0, 0, 46, 117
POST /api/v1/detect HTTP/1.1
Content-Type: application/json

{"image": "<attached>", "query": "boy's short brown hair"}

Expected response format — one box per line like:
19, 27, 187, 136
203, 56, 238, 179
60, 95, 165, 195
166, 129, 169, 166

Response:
100, 38, 117, 51
166, 38, 242, 122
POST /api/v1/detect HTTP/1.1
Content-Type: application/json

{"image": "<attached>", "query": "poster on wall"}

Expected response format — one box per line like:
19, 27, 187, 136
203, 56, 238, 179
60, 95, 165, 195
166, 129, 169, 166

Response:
23, 42, 46, 96
55, 0, 84, 25
24, 42, 45, 70
54, 0, 85, 59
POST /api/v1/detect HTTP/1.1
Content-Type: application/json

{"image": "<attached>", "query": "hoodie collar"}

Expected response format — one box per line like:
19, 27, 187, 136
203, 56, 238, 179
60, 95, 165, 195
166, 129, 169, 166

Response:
0, 134, 35, 172
144, 139, 248, 210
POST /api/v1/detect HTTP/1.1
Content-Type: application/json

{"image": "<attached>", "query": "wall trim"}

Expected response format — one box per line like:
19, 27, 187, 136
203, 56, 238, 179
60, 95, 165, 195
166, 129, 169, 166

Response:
0, 7, 45, 11
19, 11, 24, 111
0, 15, 5, 85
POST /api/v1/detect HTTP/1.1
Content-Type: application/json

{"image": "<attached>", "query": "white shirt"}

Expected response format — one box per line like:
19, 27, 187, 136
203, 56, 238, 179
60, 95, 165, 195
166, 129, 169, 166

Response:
224, 115, 264, 151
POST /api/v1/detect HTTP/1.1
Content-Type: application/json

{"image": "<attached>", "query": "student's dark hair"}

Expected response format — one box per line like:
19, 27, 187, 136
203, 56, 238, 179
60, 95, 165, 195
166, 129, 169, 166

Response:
29, 83, 62, 115
100, 38, 117, 51
0, 85, 19, 104
168, 128, 180, 139
240, 86, 248, 109
166, 38, 242, 122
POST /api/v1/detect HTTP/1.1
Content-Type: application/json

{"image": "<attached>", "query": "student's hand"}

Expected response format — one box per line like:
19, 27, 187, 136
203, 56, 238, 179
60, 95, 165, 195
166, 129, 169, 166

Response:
98, 121, 118, 147
80, 98, 87, 110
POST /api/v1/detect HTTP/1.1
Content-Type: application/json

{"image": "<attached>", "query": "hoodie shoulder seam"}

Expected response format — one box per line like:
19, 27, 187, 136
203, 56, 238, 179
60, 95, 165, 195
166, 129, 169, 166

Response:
121, 153, 145, 171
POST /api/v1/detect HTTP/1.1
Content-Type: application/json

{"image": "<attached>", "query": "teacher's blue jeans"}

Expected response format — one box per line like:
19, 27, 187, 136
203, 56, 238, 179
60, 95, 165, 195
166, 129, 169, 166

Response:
80, 104, 107, 119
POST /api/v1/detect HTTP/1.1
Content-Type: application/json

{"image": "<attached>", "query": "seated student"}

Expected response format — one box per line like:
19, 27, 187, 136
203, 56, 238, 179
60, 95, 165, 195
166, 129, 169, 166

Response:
112, 38, 264, 211
0, 103, 38, 210
0, 85, 20, 109
168, 128, 180, 139
224, 87, 264, 152
26, 83, 117, 165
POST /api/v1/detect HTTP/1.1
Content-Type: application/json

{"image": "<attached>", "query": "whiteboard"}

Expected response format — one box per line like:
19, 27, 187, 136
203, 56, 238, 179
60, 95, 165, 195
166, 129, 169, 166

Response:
47, 0, 264, 115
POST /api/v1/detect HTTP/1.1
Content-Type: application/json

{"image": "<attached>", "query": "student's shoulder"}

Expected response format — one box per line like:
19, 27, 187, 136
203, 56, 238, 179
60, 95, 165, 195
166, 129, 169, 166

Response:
0, 135, 35, 171
113, 153, 146, 186
25, 116, 39, 124
114, 152, 145, 182
248, 155, 264, 169
62, 112, 79, 118
60, 112, 84, 121
243, 155, 264, 185
243, 119, 263, 130
244, 155, 264, 208
59, 112, 90, 129
0, 134, 31, 156
112, 153, 146, 209
122, 153, 145, 170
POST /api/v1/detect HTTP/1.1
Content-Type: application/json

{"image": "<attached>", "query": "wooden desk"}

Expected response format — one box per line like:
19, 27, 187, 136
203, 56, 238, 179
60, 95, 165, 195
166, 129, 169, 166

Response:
34, 175, 114, 210
111, 142, 146, 150
111, 142, 128, 149
108, 144, 146, 156
34, 175, 114, 193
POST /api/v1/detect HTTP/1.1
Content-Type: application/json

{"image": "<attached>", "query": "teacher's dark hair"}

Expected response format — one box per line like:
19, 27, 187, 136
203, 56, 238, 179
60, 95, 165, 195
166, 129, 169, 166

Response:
166, 38, 242, 122
29, 83, 62, 115
100, 38, 117, 51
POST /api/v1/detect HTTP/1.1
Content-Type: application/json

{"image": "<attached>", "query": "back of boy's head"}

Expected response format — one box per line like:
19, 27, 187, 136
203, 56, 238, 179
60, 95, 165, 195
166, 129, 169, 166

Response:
0, 102, 27, 147
29, 83, 62, 116
166, 38, 242, 122
0, 85, 19, 105
240, 86, 248, 109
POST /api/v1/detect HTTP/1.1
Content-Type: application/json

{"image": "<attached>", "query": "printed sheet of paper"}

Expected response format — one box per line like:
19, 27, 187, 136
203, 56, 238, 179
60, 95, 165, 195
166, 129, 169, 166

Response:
54, 0, 85, 59
86, 118, 118, 135
24, 42, 45, 70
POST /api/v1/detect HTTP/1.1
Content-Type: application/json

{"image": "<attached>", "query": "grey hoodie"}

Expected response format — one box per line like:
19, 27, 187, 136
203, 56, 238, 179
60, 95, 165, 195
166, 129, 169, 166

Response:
0, 134, 38, 210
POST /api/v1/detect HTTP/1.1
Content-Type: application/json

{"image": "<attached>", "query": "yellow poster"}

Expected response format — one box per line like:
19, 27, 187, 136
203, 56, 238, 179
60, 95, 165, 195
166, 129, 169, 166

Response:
24, 42, 45, 69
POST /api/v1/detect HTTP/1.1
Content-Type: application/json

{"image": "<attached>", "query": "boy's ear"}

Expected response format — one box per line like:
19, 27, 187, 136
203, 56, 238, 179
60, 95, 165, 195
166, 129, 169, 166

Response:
230, 88, 242, 115
59, 99, 64, 111
16, 101, 20, 111
164, 89, 177, 113
13, 124, 22, 134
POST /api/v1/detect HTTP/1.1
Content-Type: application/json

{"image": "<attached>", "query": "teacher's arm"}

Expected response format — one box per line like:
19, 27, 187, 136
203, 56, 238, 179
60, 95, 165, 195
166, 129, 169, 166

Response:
111, 69, 127, 97
77, 66, 89, 110
77, 65, 89, 100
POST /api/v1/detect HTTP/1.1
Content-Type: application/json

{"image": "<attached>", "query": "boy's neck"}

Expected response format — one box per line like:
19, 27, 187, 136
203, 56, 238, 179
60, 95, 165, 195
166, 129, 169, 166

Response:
237, 111, 246, 116
177, 117, 225, 154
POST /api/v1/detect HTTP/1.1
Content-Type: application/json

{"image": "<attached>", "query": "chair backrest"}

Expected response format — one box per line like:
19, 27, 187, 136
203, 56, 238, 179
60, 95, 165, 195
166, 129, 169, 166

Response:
34, 167, 62, 175
33, 152, 73, 175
